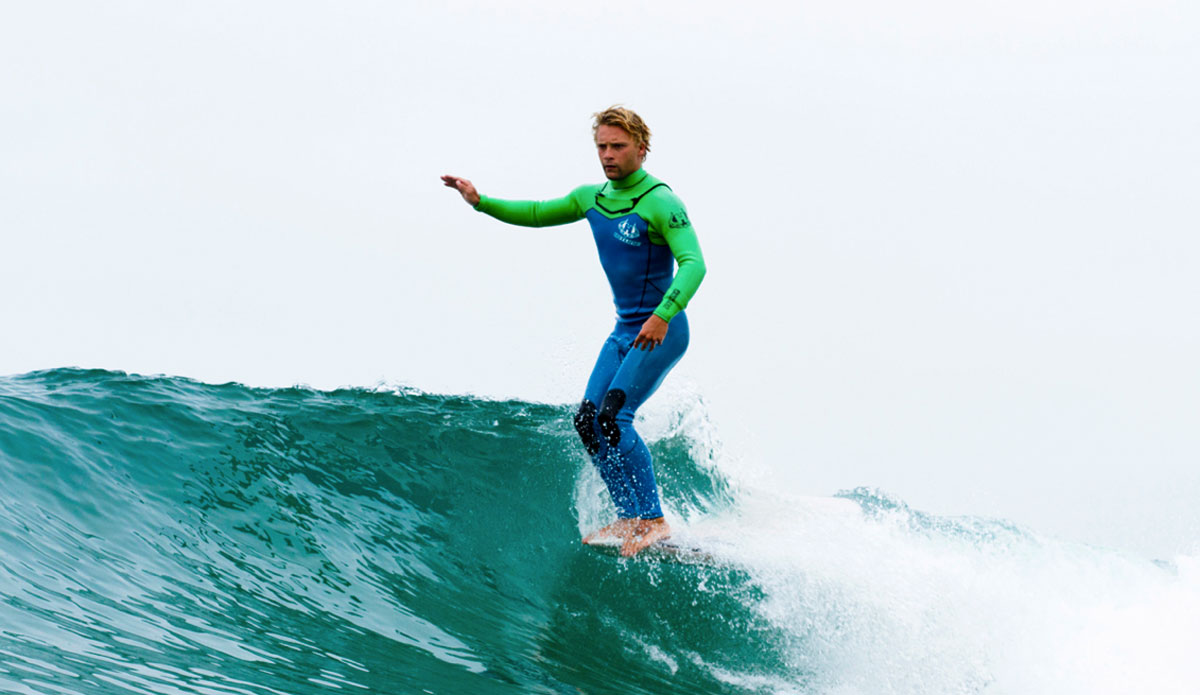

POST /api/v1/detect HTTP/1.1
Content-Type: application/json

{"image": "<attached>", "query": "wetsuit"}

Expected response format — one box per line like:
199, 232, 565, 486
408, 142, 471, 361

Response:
475, 168, 706, 519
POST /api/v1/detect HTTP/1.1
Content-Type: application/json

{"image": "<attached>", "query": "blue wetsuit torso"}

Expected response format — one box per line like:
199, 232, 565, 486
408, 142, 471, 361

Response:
585, 181, 677, 327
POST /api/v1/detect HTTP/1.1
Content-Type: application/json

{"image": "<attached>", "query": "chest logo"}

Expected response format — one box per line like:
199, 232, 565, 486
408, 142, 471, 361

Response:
614, 218, 643, 246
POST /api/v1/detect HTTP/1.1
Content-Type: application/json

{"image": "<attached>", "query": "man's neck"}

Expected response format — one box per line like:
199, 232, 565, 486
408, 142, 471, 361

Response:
610, 168, 648, 190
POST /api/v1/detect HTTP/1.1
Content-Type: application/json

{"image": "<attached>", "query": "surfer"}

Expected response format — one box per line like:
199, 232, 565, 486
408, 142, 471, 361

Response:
442, 106, 706, 557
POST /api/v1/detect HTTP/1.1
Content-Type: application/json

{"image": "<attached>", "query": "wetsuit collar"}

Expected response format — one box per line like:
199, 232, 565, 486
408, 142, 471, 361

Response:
610, 168, 648, 190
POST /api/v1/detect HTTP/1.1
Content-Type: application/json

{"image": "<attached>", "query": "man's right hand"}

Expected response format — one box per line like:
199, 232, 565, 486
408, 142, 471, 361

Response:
441, 175, 481, 207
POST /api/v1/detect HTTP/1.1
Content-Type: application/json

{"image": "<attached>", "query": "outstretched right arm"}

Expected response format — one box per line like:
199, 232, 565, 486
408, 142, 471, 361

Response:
441, 175, 588, 228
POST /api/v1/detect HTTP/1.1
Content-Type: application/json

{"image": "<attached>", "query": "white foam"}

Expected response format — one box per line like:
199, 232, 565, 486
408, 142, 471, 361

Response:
702, 488, 1200, 695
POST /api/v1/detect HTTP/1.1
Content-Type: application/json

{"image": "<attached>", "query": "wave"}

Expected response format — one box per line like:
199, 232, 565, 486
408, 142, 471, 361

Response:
1, 368, 1197, 694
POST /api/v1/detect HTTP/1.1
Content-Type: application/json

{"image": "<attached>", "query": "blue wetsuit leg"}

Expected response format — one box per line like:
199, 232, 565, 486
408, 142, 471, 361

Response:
578, 313, 689, 519
577, 335, 638, 517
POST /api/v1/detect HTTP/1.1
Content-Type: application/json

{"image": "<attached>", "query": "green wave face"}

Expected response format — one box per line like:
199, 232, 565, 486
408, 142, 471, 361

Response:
0, 369, 783, 695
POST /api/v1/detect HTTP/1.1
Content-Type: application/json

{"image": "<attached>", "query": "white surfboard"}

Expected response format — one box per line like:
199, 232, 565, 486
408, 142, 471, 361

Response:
583, 534, 723, 564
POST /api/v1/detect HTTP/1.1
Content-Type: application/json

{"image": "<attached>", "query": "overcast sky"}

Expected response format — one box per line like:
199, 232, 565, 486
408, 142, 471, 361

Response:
3, 0, 1197, 558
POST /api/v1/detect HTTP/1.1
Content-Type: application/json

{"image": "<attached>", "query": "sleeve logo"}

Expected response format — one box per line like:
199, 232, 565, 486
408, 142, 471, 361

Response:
668, 211, 691, 229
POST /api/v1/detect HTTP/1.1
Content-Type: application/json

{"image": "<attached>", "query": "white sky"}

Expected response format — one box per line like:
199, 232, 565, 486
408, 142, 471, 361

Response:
2, 0, 1198, 558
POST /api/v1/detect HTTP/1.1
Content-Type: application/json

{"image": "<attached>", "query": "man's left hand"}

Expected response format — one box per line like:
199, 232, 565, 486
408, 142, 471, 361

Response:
633, 315, 668, 351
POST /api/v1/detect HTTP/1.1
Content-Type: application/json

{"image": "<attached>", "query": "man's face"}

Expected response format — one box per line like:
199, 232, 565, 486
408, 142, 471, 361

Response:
595, 124, 646, 180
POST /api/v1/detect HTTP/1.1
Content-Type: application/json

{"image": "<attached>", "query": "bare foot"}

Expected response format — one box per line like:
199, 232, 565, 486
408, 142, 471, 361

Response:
582, 518, 638, 545
620, 517, 671, 557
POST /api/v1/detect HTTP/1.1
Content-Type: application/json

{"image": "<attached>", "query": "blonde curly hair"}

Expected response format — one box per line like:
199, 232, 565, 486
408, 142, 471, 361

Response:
592, 106, 651, 153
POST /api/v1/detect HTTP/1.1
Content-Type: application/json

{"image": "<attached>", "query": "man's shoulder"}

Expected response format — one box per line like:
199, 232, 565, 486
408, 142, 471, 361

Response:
646, 181, 684, 204
570, 183, 604, 197
638, 176, 691, 229
564, 183, 601, 210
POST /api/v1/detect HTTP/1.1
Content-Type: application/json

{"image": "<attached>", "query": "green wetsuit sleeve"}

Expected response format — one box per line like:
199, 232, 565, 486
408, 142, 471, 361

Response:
643, 190, 707, 322
655, 225, 707, 322
474, 186, 592, 227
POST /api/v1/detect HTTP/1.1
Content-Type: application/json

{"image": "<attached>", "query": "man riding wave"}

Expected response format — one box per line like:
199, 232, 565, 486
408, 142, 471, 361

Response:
442, 106, 706, 557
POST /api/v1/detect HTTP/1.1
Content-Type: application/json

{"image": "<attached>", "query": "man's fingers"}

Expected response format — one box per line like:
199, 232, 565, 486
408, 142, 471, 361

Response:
634, 335, 659, 351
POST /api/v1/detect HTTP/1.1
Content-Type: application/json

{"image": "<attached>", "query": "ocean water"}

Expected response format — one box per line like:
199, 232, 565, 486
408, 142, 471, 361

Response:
1, 368, 1198, 695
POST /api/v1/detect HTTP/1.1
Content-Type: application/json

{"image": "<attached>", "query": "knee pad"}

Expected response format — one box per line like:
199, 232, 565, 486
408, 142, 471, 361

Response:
573, 400, 600, 456
597, 389, 627, 447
